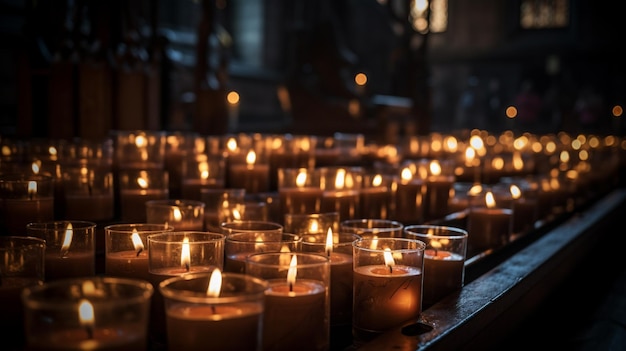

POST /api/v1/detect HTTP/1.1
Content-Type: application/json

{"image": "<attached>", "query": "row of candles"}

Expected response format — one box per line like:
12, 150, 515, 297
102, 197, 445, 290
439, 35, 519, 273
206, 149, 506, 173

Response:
2, 216, 471, 351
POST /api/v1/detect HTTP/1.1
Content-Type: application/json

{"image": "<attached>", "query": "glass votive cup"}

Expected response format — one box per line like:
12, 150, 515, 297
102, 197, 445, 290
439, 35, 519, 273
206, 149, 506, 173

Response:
352, 237, 426, 346
319, 166, 363, 222
26, 220, 96, 281
246, 252, 330, 351
111, 129, 166, 170
227, 149, 270, 194
340, 218, 404, 238
218, 201, 269, 224
159, 270, 269, 351
277, 167, 324, 217
283, 212, 335, 235
359, 172, 395, 220
403, 224, 468, 309
104, 223, 174, 282
180, 154, 225, 201
22, 276, 153, 351
466, 187, 513, 255
118, 169, 169, 223
146, 199, 206, 231
0, 236, 45, 350
300, 232, 361, 327
224, 232, 302, 274
0, 173, 55, 236
219, 220, 284, 236
62, 166, 115, 222
201, 188, 246, 232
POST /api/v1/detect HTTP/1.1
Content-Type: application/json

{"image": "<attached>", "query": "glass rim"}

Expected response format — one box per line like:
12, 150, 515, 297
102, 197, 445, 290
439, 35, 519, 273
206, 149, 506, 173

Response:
404, 224, 469, 239
353, 237, 427, 253
246, 251, 330, 268
147, 231, 226, 243
104, 223, 175, 234
26, 220, 97, 231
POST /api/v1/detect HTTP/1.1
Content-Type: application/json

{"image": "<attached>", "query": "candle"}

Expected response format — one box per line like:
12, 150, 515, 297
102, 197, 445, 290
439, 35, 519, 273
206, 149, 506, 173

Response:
278, 168, 323, 216
246, 252, 330, 351
22, 277, 153, 351
228, 150, 270, 194
224, 232, 301, 274
146, 199, 206, 231
160, 270, 268, 351
352, 237, 425, 346
393, 166, 426, 224
359, 173, 393, 219
424, 160, 455, 221
0, 174, 54, 236
118, 169, 169, 223
320, 167, 361, 222
26, 221, 96, 281
62, 167, 114, 222
467, 190, 513, 255
404, 225, 468, 309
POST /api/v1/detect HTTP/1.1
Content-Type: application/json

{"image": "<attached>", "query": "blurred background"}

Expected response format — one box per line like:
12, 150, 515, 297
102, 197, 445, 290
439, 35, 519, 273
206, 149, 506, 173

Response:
0, 0, 623, 141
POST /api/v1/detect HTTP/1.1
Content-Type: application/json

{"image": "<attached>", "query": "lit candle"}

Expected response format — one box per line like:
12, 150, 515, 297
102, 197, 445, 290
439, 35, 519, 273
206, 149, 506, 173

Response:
263, 255, 328, 351
228, 150, 270, 194
359, 173, 392, 219
105, 228, 150, 282
146, 199, 206, 231
278, 168, 324, 216
119, 170, 169, 223
224, 232, 300, 274
424, 160, 455, 221
393, 166, 426, 224
63, 167, 114, 222
467, 190, 513, 255
161, 269, 268, 351
0, 174, 54, 236
321, 167, 360, 222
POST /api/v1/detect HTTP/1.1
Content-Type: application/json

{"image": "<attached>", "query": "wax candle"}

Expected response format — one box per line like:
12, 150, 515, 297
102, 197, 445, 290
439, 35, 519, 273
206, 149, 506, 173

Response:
0, 174, 54, 236
119, 189, 169, 223
467, 190, 512, 254
64, 192, 114, 222
320, 167, 361, 222
224, 232, 301, 274
424, 160, 455, 221
160, 270, 268, 351
359, 173, 392, 219
62, 168, 115, 222
146, 199, 206, 231
228, 150, 270, 194
105, 231, 149, 282
393, 167, 426, 224
278, 168, 323, 216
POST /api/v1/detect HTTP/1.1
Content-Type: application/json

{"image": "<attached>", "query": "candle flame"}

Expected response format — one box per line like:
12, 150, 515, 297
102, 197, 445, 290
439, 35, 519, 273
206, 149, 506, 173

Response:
254, 237, 265, 252
383, 248, 395, 272
246, 150, 257, 165
430, 160, 442, 176
401, 167, 413, 182
172, 208, 183, 222
78, 299, 95, 338
372, 174, 383, 187
279, 245, 292, 266
325, 228, 334, 257
226, 138, 237, 152
232, 207, 242, 221
206, 268, 222, 297
60, 223, 73, 257
469, 184, 483, 196
335, 168, 346, 189
369, 236, 379, 249
287, 255, 297, 290
485, 191, 496, 208
31, 162, 40, 174
181, 237, 191, 271
137, 172, 149, 189
309, 219, 320, 233
28, 181, 37, 197
296, 170, 307, 187
135, 135, 147, 147
131, 230, 144, 255
510, 184, 522, 200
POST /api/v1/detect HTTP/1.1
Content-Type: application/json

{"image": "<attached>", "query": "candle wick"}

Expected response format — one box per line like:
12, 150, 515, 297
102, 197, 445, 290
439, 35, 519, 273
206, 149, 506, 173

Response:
88, 183, 93, 196
86, 325, 94, 340
211, 305, 216, 314
60, 249, 69, 258
289, 282, 293, 292
389, 265, 393, 274
185, 263, 190, 272
136, 248, 143, 257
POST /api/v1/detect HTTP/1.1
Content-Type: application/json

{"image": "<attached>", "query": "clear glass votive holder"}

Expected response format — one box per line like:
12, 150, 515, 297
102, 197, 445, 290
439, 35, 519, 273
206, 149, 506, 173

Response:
219, 220, 284, 236
0, 173, 54, 236
180, 154, 225, 201
352, 237, 426, 346
340, 218, 404, 238
277, 167, 324, 217
246, 252, 330, 351
466, 187, 513, 255
118, 168, 169, 223
26, 220, 96, 281
218, 201, 269, 224
0, 236, 45, 350
283, 212, 335, 235
22, 276, 153, 351
201, 188, 246, 232
62, 166, 115, 222
300, 232, 361, 327
224, 232, 302, 274
111, 129, 166, 170
403, 224, 468, 309
146, 199, 206, 231
104, 223, 174, 282
159, 270, 269, 351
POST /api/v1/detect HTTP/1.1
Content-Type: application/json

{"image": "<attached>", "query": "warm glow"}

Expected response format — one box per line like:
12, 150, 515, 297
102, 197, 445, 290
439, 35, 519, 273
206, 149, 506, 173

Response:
512, 152, 524, 170
206, 268, 222, 297
172, 207, 183, 222
181, 237, 191, 270
485, 191, 496, 208
465, 146, 476, 166
491, 156, 504, 171
469, 135, 484, 150
429, 160, 442, 176
28, 181, 37, 196
226, 137, 238, 152
612, 105, 623, 117
383, 248, 395, 269
309, 219, 320, 233
135, 135, 147, 148
131, 230, 145, 253
287, 255, 298, 287
372, 174, 383, 187
227, 91, 240, 105
31, 162, 40, 174
137, 172, 149, 189
61, 223, 73, 255
506, 106, 517, 118
469, 184, 483, 196
325, 228, 334, 256
246, 150, 257, 165
401, 167, 413, 182
78, 299, 95, 328
510, 184, 522, 200
335, 168, 346, 189
296, 170, 307, 187
279, 246, 292, 266
560, 150, 570, 163
369, 237, 379, 249
354, 73, 367, 86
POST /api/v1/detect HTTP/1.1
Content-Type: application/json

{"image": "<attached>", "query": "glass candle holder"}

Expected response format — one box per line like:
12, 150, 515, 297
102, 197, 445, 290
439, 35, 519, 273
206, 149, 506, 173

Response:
201, 188, 246, 233
319, 166, 362, 222
104, 223, 174, 282
300, 231, 361, 327
352, 237, 426, 346
146, 199, 206, 231
0, 236, 45, 350
227, 148, 270, 194
62, 166, 115, 222
111, 130, 166, 171
180, 154, 226, 201
26, 221, 96, 281
22, 277, 153, 351
159, 270, 269, 351
218, 201, 269, 224
466, 187, 513, 256
0, 173, 54, 236
224, 232, 302, 274
118, 169, 169, 223
277, 167, 324, 217
340, 218, 404, 239
246, 252, 330, 351
219, 220, 284, 236
404, 224, 468, 309
359, 172, 395, 220
283, 212, 335, 235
